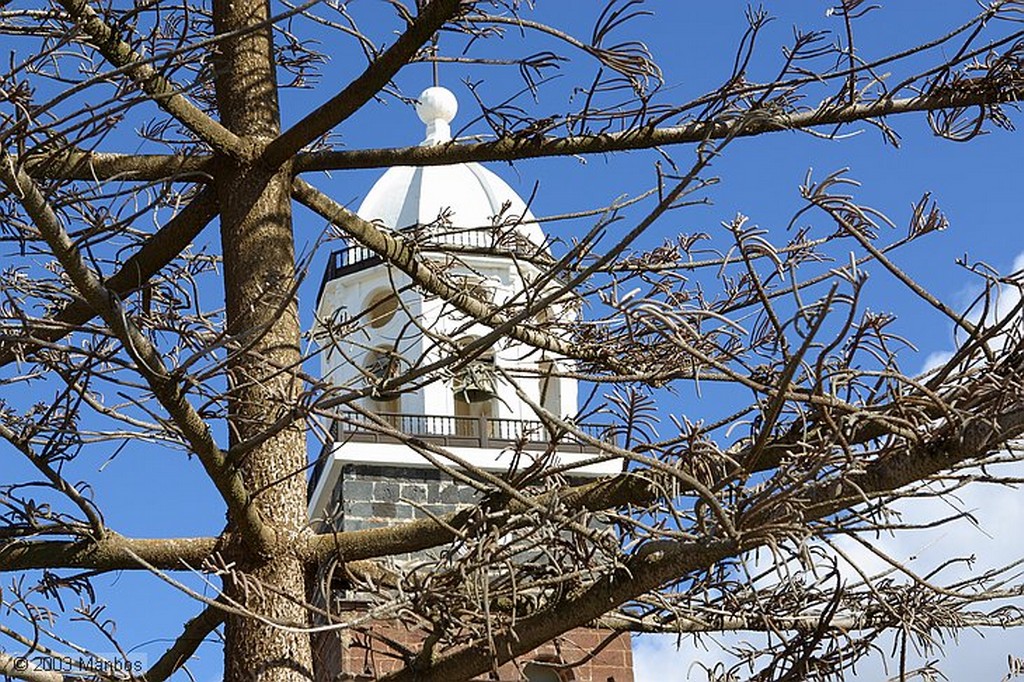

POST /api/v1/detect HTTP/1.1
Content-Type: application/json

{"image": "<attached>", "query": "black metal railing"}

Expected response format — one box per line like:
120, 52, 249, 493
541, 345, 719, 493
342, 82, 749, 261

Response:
317, 243, 382, 299
308, 412, 617, 499
330, 411, 614, 452
317, 224, 548, 300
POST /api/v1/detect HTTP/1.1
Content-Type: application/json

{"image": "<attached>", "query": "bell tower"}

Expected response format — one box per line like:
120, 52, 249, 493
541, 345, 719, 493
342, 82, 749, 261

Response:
308, 87, 634, 682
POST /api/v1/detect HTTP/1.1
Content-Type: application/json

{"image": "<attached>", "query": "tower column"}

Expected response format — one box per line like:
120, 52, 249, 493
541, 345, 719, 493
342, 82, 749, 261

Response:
309, 86, 632, 682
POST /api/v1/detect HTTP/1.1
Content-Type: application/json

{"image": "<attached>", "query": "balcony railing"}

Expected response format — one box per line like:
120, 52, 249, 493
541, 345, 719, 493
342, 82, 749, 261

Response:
307, 412, 617, 500
317, 224, 547, 300
330, 411, 614, 452
322, 243, 381, 282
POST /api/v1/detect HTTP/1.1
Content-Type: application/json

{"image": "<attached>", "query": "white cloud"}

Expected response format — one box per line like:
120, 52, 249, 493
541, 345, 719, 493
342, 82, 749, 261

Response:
957, 252, 1022, 359
920, 350, 954, 375
633, 633, 741, 682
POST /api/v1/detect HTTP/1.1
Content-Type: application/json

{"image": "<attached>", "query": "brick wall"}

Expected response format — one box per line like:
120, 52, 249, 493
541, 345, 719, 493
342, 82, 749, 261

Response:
314, 619, 633, 682
313, 462, 634, 682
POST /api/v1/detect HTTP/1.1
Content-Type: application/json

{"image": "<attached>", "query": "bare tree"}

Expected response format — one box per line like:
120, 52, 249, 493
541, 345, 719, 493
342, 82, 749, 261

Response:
1, 2, 1023, 681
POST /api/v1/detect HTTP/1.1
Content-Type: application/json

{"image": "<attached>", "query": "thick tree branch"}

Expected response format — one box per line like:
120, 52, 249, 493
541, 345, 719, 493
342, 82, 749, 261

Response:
262, 0, 464, 167
0, 152, 271, 553
21, 83, 1024, 183
0, 475, 654, 572
802, 404, 1024, 522
0, 534, 218, 572
295, 87, 1024, 172
21, 149, 213, 182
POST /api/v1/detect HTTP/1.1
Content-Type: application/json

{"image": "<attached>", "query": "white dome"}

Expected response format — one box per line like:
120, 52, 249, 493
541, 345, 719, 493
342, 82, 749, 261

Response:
357, 163, 546, 247
356, 87, 547, 249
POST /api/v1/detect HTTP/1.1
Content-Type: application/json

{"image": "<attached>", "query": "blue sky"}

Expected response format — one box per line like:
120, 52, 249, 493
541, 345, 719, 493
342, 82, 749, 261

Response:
4, 2, 1023, 681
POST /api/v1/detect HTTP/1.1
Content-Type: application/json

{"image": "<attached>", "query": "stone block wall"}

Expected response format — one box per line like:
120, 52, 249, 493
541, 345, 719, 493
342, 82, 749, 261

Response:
322, 463, 480, 533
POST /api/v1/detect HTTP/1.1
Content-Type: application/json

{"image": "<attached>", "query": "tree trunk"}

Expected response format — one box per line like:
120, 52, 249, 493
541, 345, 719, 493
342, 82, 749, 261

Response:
210, 0, 313, 680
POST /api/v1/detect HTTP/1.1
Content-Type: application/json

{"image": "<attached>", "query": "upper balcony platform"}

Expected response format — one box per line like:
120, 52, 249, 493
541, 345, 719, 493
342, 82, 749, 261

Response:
333, 411, 612, 451
317, 224, 551, 303
308, 411, 619, 502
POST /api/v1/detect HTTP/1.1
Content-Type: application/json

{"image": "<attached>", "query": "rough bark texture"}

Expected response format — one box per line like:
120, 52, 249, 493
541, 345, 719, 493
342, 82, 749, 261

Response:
211, 0, 312, 679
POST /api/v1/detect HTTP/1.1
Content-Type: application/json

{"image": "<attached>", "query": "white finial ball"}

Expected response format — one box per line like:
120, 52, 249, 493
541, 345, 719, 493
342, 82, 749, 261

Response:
416, 86, 458, 125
